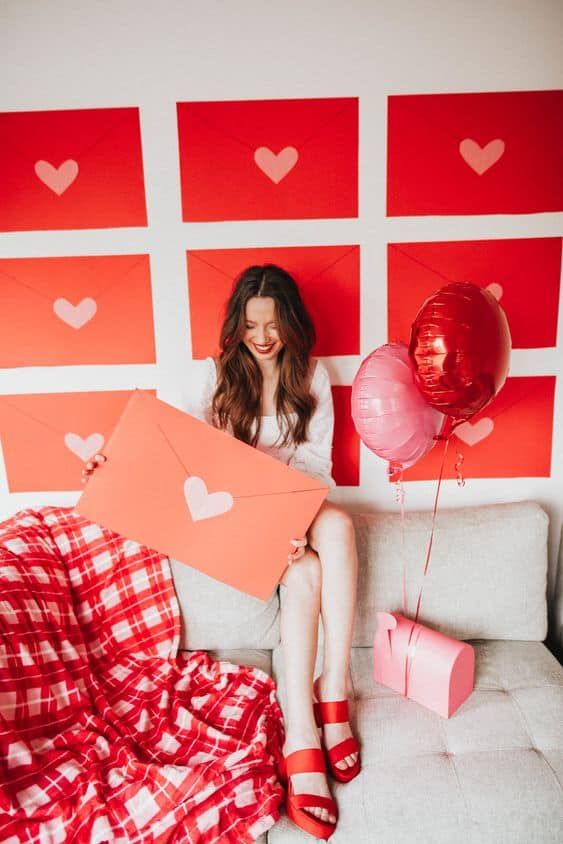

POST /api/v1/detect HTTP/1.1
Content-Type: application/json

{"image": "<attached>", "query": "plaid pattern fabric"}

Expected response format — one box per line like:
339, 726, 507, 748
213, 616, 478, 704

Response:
0, 506, 285, 842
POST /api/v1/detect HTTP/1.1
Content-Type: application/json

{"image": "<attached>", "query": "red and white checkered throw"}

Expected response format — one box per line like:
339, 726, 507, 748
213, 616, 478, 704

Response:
0, 506, 285, 842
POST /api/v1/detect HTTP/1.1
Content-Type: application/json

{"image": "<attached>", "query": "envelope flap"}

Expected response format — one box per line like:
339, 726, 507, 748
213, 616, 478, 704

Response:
4, 106, 137, 160
2, 254, 148, 300
179, 97, 357, 149
187, 248, 253, 283
389, 241, 455, 283
188, 244, 359, 292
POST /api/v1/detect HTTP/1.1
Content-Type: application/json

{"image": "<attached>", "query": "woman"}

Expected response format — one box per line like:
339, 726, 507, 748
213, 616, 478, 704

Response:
83, 264, 360, 840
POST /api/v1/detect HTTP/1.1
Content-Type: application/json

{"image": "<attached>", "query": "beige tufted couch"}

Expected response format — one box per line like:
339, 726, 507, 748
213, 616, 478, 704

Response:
169, 500, 563, 843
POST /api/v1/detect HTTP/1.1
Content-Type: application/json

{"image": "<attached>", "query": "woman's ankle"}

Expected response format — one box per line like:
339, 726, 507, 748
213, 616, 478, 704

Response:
283, 725, 321, 753
316, 669, 349, 698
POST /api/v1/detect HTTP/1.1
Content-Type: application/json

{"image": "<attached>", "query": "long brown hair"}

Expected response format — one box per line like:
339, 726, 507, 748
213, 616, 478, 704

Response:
211, 264, 317, 448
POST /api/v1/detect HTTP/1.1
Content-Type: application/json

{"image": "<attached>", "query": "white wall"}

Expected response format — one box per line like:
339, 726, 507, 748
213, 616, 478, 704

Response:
1, 0, 562, 604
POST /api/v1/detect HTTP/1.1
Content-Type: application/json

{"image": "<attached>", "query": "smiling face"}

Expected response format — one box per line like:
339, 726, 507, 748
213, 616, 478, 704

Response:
242, 296, 284, 363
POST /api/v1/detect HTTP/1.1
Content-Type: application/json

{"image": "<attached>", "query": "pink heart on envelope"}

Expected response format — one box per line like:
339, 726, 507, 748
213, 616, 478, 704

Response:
459, 139, 505, 175
34, 159, 79, 195
254, 146, 298, 183
184, 476, 234, 522
53, 297, 97, 329
64, 432, 105, 461
455, 418, 494, 446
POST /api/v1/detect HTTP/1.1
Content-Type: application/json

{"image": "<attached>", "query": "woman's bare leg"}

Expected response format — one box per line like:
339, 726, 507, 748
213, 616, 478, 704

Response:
308, 502, 359, 772
279, 549, 336, 825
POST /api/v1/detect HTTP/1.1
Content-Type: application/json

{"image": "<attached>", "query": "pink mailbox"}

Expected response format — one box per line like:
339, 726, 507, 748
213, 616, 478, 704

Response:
373, 612, 475, 718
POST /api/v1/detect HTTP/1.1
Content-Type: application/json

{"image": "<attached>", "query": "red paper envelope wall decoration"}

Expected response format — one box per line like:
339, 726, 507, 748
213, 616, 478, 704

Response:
387, 90, 563, 215
332, 386, 360, 487
0, 390, 155, 492
0, 107, 147, 232
177, 97, 358, 221
75, 391, 329, 600
393, 376, 555, 482
388, 238, 562, 350
0, 255, 156, 367
187, 245, 360, 358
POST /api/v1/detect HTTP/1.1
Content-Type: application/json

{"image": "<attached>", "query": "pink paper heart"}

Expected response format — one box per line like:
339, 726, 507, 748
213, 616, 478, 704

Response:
459, 139, 505, 175
184, 476, 234, 522
34, 159, 79, 195
485, 283, 503, 302
64, 432, 105, 461
254, 146, 298, 183
455, 418, 494, 446
53, 297, 97, 329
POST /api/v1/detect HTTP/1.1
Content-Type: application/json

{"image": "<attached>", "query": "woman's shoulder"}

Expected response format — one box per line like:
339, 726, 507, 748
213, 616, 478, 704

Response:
204, 356, 219, 378
202, 356, 218, 397
309, 357, 330, 390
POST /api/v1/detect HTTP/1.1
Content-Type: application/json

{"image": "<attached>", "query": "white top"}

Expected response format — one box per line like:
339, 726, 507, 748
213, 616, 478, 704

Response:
184, 356, 336, 489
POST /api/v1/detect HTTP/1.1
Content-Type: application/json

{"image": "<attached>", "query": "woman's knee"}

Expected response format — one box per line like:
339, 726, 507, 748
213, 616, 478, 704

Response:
309, 502, 355, 548
279, 547, 321, 592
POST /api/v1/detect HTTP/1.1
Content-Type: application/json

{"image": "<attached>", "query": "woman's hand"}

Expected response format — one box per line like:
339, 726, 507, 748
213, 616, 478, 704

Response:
81, 452, 107, 484
288, 537, 307, 565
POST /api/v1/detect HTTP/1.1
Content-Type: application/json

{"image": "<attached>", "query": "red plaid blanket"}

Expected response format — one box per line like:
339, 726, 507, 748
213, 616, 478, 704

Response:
0, 506, 285, 842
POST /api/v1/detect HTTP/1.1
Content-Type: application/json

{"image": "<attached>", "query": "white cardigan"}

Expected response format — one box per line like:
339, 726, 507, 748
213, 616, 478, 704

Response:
184, 356, 337, 490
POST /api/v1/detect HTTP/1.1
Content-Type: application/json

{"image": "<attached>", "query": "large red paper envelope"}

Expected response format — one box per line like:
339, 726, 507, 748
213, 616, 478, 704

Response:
387, 90, 563, 215
0, 390, 153, 492
0, 255, 156, 367
388, 238, 562, 349
187, 244, 360, 358
177, 97, 358, 221
75, 390, 329, 600
391, 376, 555, 482
0, 107, 147, 232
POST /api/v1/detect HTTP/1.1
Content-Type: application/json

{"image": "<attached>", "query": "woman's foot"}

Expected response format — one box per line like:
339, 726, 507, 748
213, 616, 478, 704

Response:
282, 732, 337, 825
315, 673, 359, 773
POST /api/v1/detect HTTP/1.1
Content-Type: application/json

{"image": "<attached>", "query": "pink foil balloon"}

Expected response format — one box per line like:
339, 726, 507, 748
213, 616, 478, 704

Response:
351, 343, 445, 470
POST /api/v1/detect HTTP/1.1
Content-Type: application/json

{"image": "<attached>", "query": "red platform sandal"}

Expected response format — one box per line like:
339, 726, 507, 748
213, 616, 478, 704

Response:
278, 747, 338, 840
313, 676, 362, 783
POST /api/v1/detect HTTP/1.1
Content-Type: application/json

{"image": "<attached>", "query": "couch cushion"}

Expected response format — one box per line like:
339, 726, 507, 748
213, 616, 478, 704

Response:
170, 500, 548, 650
169, 557, 280, 649
269, 640, 563, 843
350, 500, 548, 646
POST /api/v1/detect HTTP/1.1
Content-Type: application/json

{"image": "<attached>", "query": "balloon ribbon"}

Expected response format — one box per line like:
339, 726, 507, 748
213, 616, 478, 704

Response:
402, 435, 451, 696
